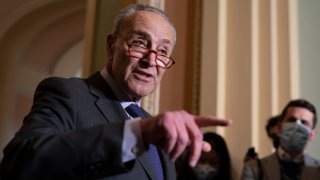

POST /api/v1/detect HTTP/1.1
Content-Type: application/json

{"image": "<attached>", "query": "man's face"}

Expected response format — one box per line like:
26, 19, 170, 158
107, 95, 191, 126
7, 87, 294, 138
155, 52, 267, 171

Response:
107, 11, 175, 100
283, 107, 314, 130
279, 106, 317, 153
282, 106, 317, 143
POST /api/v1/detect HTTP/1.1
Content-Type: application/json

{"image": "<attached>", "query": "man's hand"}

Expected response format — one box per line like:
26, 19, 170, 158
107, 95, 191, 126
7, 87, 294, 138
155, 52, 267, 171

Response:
139, 110, 232, 167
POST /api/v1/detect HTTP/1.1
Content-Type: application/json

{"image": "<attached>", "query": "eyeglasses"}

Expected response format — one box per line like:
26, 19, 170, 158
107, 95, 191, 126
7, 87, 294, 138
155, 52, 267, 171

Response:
118, 35, 175, 69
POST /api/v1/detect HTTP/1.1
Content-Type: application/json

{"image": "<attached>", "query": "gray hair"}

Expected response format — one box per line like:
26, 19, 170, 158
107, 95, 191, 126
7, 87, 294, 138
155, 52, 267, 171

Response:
113, 4, 176, 44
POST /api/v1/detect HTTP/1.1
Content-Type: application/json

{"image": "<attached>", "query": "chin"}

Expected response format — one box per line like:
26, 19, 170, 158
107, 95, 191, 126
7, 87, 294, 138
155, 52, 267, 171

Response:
129, 80, 156, 93
138, 89, 155, 97
131, 87, 155, 98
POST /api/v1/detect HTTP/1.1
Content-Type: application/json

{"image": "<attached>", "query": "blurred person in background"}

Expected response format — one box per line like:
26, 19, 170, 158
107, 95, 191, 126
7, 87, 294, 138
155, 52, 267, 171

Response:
243, 115, 282, 163
241, 99, 319, 180
176, 132, 232, 180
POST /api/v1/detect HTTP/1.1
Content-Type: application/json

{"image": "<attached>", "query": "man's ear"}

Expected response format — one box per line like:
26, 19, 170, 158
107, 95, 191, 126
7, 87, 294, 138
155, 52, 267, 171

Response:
308, 129, 317, 141
107, 34, 116, 58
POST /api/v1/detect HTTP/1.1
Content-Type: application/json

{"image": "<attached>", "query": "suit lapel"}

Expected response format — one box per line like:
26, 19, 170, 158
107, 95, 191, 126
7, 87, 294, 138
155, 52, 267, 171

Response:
159, 149, 175, 180
137, 147, 174, 180
137, 152, 157, 180
86, 72, 159, 179
263, 153, 281, 179
301, 154, 320, 179
86, 72, 128, 123
95, 98, 128, 123
263, 152, 320, 180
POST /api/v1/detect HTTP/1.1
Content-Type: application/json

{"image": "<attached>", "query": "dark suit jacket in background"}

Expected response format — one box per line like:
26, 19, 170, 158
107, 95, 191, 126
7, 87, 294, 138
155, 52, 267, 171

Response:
0, 72, 175, 180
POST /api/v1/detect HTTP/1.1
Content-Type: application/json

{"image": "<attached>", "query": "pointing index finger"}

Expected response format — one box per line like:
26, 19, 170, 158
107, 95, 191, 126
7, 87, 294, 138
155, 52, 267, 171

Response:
194, 115, 232, 127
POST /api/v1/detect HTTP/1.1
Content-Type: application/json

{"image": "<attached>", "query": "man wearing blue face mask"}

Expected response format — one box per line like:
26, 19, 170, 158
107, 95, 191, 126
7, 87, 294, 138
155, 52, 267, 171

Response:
241, 99, 320, 180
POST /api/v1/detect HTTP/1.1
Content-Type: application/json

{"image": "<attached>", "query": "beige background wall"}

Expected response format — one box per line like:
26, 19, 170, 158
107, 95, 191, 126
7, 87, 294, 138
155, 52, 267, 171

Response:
0, 0, 86, 158
298, 0, 320, 160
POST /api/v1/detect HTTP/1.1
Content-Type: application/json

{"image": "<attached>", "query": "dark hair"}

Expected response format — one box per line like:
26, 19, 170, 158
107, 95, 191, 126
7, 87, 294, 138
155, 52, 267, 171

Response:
113, 4, 176, 44
203, 132, 231, 180
175, 132, 232, 180
265, 115, 281, 137
280, 99, 317, 129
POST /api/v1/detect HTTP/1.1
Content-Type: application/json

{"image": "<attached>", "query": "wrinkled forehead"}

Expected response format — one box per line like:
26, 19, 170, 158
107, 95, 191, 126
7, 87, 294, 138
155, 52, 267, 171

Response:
120, 11, 175, 45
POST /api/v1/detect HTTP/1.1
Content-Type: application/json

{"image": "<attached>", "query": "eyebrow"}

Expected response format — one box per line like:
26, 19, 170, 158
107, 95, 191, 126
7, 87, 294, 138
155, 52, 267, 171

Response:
287, 116, 312, 125
130, 30, 172, 45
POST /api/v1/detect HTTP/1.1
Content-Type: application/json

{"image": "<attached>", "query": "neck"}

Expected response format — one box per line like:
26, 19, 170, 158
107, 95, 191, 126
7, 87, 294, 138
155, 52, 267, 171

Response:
103, 67, 141, 102
288, 151, 303, 159
281, 145, 303, 159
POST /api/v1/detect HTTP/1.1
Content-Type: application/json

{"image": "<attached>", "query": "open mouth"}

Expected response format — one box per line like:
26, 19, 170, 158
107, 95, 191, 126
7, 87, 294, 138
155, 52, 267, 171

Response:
133, 69, 154, 82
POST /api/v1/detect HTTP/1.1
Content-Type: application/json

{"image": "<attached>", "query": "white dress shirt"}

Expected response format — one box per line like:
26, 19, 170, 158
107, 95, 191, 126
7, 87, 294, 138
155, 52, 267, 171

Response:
100, 67, 146, 162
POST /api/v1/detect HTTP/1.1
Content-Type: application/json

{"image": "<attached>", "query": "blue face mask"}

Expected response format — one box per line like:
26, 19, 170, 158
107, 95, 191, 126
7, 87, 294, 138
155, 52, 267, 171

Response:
280, 121, 311, 151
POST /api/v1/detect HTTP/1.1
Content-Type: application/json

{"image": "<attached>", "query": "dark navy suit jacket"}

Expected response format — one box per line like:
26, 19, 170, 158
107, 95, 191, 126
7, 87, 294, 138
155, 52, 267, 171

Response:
0, 72, 175, 180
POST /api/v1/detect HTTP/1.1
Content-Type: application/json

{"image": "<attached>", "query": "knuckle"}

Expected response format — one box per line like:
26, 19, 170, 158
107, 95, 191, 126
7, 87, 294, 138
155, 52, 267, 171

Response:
194, 131, 203, 141
193, 132, 203, 144
178, 136, 189, 146
164, 127, 177, 140
159, 114, 170, 126
180, 110, 190, 117
161, 112, 174, 121
169, 131, 177, 140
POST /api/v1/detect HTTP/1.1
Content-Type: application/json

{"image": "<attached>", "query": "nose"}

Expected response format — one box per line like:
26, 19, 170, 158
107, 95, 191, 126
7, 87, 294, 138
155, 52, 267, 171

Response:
142, 49, 157, 67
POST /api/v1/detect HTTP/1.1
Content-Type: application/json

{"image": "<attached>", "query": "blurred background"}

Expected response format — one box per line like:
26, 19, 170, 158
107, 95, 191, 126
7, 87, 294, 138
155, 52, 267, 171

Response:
0, 0, 319, 179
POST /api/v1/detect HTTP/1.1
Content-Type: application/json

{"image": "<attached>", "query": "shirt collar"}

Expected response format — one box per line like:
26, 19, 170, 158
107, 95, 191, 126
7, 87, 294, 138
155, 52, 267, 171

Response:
277, 146, 305, 163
